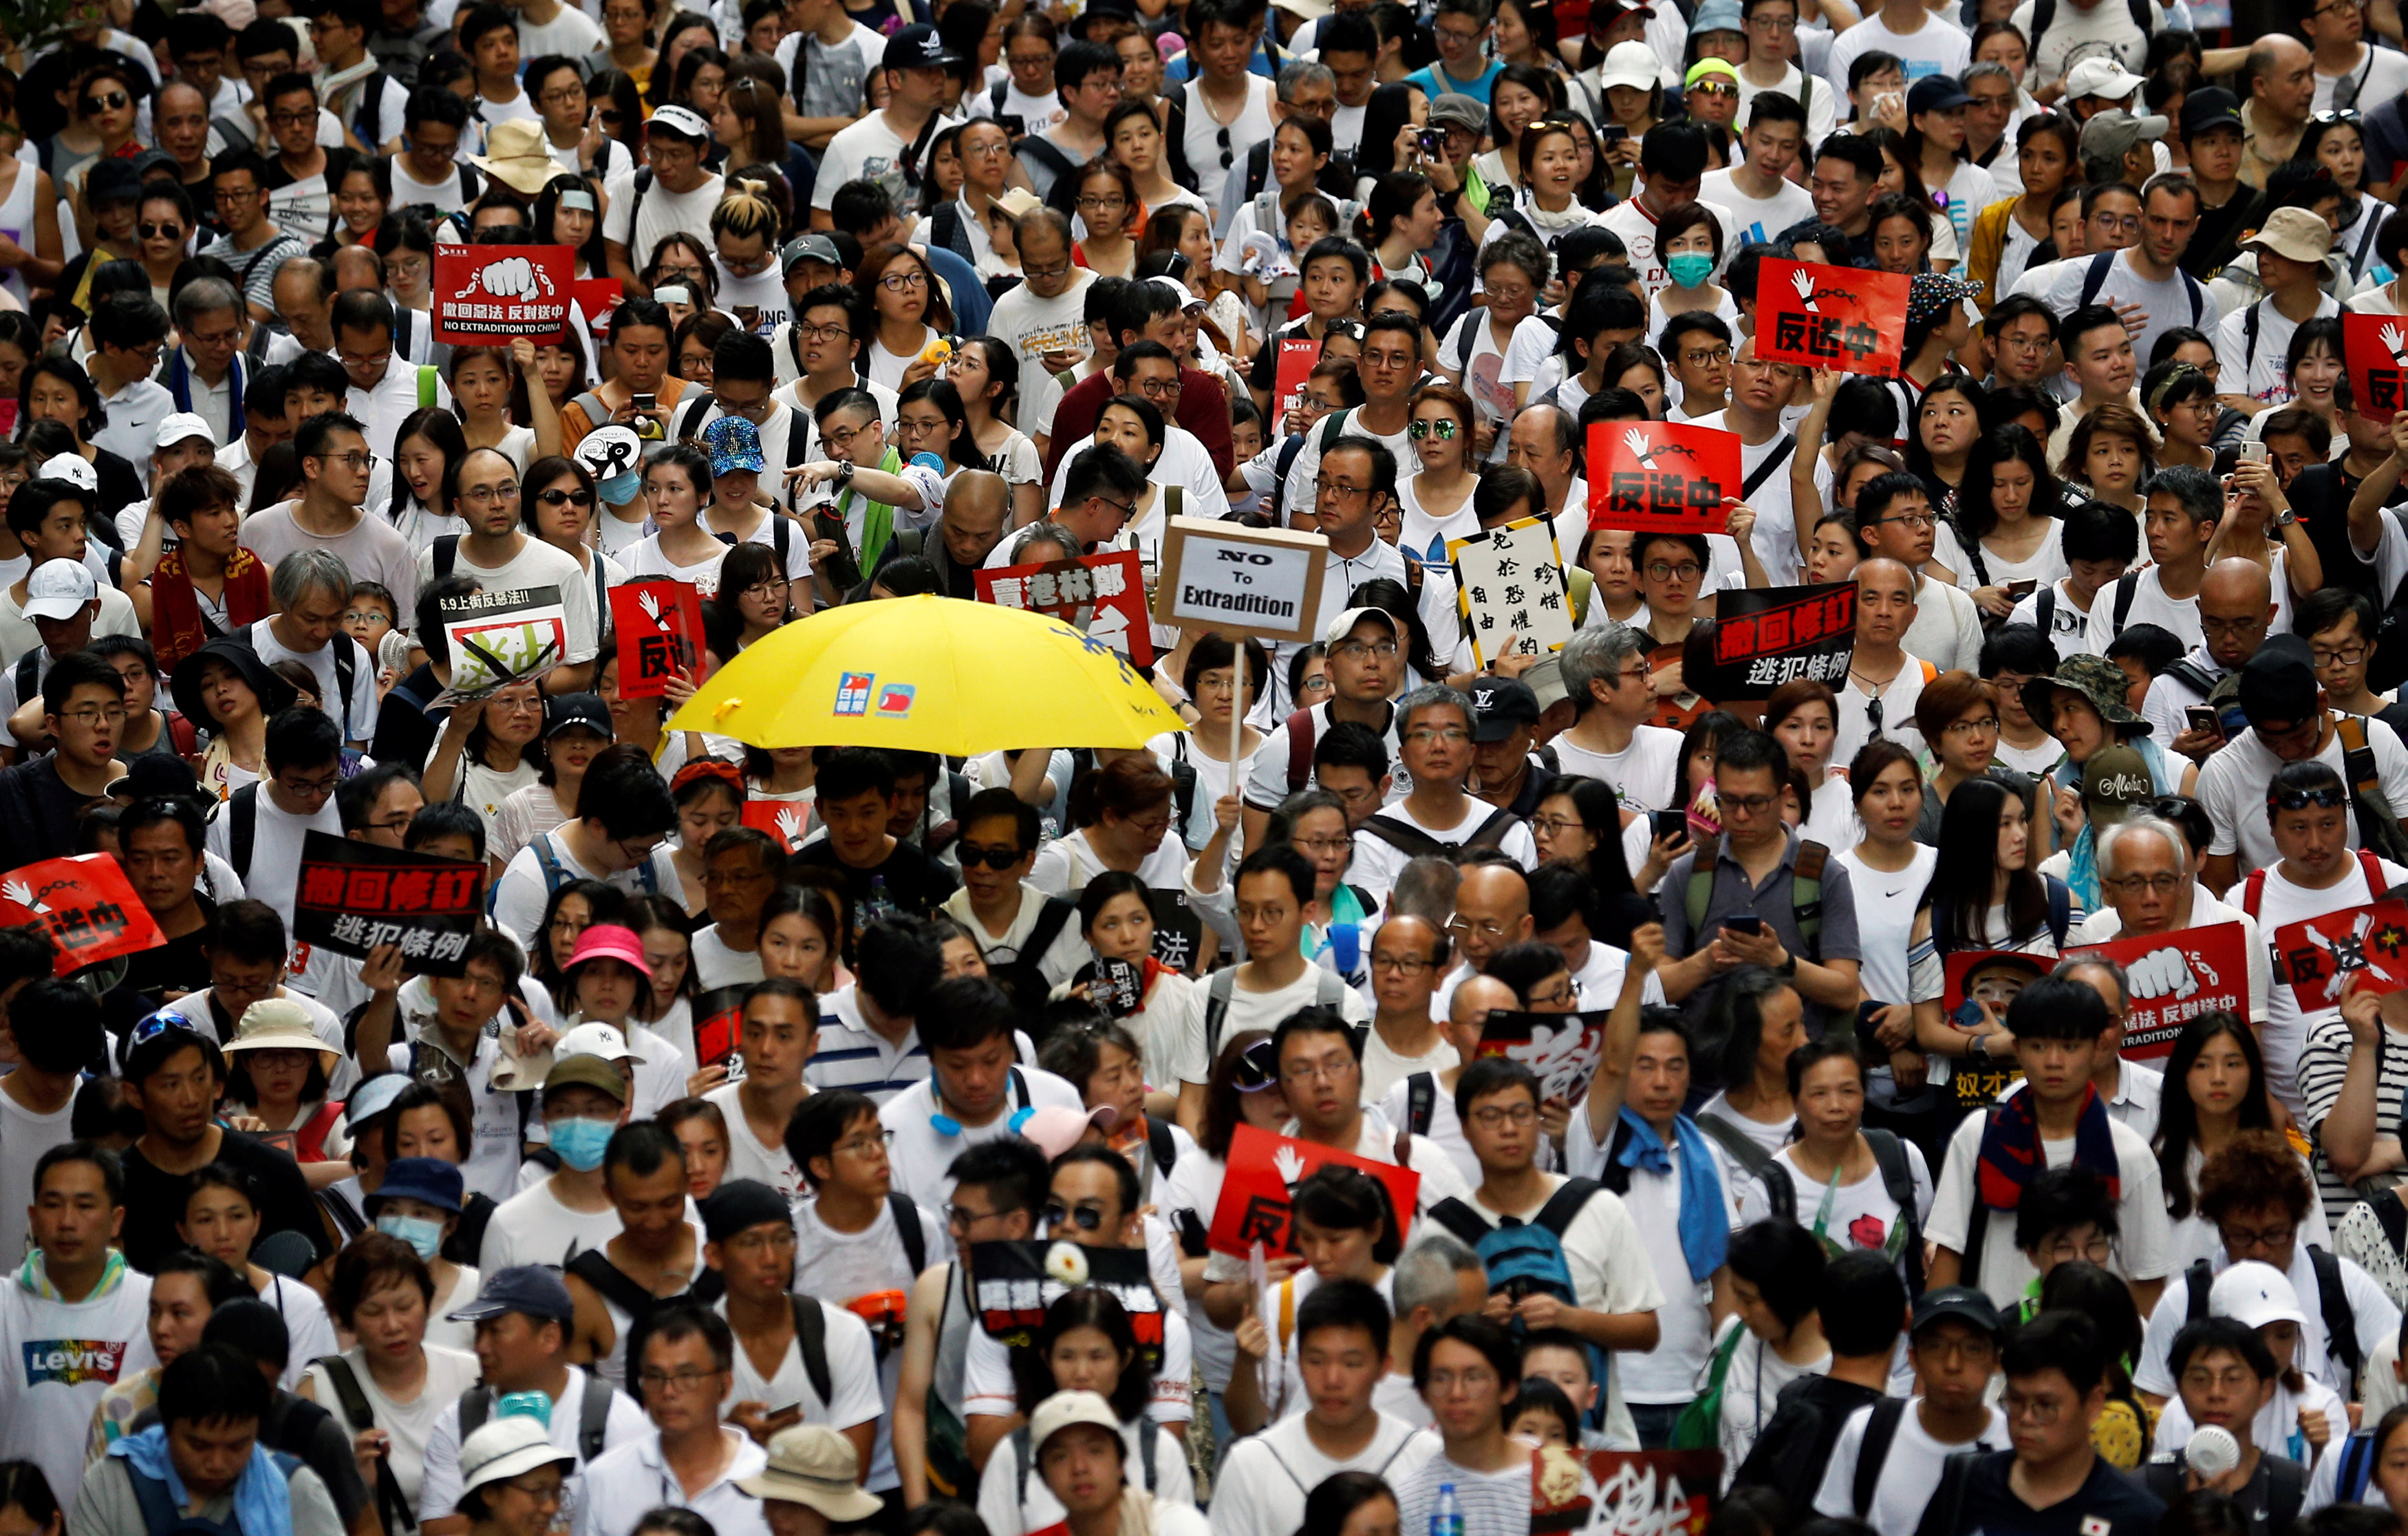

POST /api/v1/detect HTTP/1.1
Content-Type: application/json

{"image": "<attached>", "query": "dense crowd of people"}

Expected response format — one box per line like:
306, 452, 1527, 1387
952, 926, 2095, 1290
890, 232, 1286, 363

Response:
14, 0, 2408, 1532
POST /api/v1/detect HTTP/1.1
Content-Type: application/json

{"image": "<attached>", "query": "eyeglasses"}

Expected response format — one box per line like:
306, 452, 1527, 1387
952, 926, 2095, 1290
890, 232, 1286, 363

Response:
1024, 261, 1075, 281
1077, 194, 1128, 211
1043, 1202, 1108, 1230
1292, 835, 1351, 855
835, 1129, 896, 1158
2105, 873, 2184, 895
497, 1479, 566, 1504
1943, 716, 1999, 736
1645, 561, 1703, 582
1313, 477, 1371, 500
637, 1367, 725, 1394
1530, 815, 1587, 836
536, 488, 595, 508
269, 109, 316, 127
1331, 640, 1398, 660
60, 707, 127, 727
1721, 793, 1778, 817
1408, 419, 1460, 440
1876, 513, 1938, 530
2312, 644, 2369, 668
2219, 1221, 2297, 1250
878, 271, 928, 291
1689, 81, 1737, 98
1470, 1102, 1538, 1128
1405, 727, 1470, 746
1370, 952, 1434, 974
460, 482, 520, 504
277, 770, 341, 797
945, 1201, 1002, 1230
215, 184, 261, 202
795, 321, 851, 343
1133, 376, 1181, 399
1447, 917, 1512, 940
2201, 616, 2267, 639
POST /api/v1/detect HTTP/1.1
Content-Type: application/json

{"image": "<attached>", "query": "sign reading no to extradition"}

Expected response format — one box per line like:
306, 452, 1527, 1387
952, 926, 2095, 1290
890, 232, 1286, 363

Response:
1148, 518, 1331, 646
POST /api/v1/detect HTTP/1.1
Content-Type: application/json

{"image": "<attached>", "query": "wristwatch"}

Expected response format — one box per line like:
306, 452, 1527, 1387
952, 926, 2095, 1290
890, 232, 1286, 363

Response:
835, 461, 855, 491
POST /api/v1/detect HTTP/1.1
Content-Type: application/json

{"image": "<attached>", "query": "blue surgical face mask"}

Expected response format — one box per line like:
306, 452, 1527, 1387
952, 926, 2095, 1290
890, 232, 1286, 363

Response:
597, 469, 642, 504
376, 1213, 444, 1260
548, 1116, 616, 1172
1666, 252, 1714, 289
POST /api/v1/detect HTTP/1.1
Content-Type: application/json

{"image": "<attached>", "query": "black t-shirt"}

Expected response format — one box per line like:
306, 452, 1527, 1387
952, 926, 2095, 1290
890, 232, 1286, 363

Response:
120, 1126, 325, 1274
792, 835, 960, 938
116, 895, 217, 1006
0, 755, 105, 866
1917, 1449, 2166, 1536
2291, 462, 2380, 604
2184, 186, 2265, 283
1734, 1376, 1886, 1513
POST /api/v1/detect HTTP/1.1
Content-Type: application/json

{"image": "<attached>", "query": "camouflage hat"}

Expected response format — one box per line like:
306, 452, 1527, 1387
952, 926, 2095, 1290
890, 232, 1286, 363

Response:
2021, 652, 2150, 736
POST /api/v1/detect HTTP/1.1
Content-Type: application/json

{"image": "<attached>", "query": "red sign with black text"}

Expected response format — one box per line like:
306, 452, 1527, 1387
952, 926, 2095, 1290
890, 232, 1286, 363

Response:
974, 550, 1153, 666
1206, 1123, 1419, 1259
1587, 420, 1739, 537
431, 244, 577, 345
2065, 921, 2253, 1060
1754, 259, 1910, 378
2273, 900, 2408, 1006
2345, 312, 2408, 424
0, 854, 163, 974
608, 580, 706, 699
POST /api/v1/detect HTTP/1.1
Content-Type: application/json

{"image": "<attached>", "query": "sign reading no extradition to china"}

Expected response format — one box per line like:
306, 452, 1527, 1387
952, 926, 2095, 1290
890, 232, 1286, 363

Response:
431, 245, 578, 346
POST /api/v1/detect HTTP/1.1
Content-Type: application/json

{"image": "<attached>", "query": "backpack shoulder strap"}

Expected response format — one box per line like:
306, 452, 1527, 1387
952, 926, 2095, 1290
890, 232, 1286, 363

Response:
1427, 1195, 1494, 1248
2267, 1451, 2307, 1531
790, 1295, 834, 1407
1203, 967, 1239, 1060
1531, 1176, 1602, 1235
2241, 865, 2270, 918
1011, 1423, 1035, 1509
2186, 1257, 2215, 1321
1863, 1128, 1925, 1293
1853, 1398, 1911, 1518
1024, 897, 1077, 969
14, 649, 36, 699
434, 534, 460, 577
314, 1354, 376, 1431
2078, 250, 2117, 310
1792, 838, 1828, 948
458, 1384, 493, 1438
2045, 875, 2070, 950
1695, 1111, 1792, 1221
2246, 299, 2263, 376
577, 1376, 612, 1462
1357, 813, 1449, 860
2111, 570, 2140, 634
566, 1248, 656, 1321
1283, 705, 1318, 790
889, 1191, 927, 1277
125, 1469, 183, 1536
2310, 1244, 2362, 1383
1146, 1114, 1175, 1177
2034, 582, 2055, 634
230, 782, 259, 879
1407, 1071, 1436, 1136
1741, 438, 1796, 500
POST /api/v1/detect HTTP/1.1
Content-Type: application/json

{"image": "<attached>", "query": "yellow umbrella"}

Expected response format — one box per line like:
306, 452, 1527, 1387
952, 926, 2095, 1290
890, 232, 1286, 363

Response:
666, 594, 1187, 753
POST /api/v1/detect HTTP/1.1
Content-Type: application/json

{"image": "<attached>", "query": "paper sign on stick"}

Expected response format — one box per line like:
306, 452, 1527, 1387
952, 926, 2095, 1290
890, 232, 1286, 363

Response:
1446, 515, 1573, 667
432, 244, 577, 345
2273, 901, 2408, 1004
976, 549, 1154, 666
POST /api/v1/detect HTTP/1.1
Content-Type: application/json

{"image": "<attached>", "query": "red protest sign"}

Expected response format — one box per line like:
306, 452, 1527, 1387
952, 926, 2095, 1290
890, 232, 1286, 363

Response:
1474, 1010, 1608, 1108
0, 854, 164, 974
2345, 312, 2408, 424
1755, 258, 1911, 378
2273, 900, 2408, 1007
2065, 921, 2253, 1060
572, 276, 623, 337
1273, 337, 1320, 419
431, 244, 577, 345
974, 549, 1153, 666
1575, 1449, 1722, 1536
1206, 1122, 1419, 1259
742, 798, 813, 853
1587, 420, 1740, 537
690, 985, 749, 1074
608, 580, 705, 699
1942, 949, 2049, 1109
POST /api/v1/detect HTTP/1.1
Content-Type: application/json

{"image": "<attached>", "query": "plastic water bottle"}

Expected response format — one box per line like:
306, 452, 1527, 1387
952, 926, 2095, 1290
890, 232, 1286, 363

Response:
1432, 1483, 1462, 1536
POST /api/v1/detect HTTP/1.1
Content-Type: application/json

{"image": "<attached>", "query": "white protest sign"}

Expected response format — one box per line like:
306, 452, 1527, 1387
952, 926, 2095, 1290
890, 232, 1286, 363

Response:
433, 586, 570, 705
1448, 514, 1573, 668
1148, 517, 1331, 645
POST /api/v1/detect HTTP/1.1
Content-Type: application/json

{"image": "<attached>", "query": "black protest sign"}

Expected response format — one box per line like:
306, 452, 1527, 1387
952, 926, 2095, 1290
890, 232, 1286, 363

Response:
968, 1240, 1163, 1367
292, 832, 485, 977
1689, 583, 1856, 703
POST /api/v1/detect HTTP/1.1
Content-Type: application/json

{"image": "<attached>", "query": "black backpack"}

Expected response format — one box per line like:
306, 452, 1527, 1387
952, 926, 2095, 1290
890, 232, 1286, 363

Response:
458, 1374, 619, 1463
313, 1355, 417, 1530
2183, 1248, 2361, 1386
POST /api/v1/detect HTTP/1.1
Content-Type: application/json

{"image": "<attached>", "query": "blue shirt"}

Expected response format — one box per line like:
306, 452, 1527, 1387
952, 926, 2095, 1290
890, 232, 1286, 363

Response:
1404, 61, 1505, 104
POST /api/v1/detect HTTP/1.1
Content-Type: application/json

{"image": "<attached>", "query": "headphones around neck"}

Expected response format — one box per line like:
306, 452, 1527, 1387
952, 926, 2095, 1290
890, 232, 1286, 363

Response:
928, 1061, 1034, 1138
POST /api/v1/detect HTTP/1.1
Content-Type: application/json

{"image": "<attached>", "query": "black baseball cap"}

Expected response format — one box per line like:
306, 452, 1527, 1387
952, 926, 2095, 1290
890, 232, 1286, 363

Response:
1906, 76, 1971, 115
85, 158, 141, 207
883, 23, 964, 72
1911, 1284, 2003, 1340
1470, 678, 1542, 742
2238, 634, 2320, 732
2180, 87, 2244, 141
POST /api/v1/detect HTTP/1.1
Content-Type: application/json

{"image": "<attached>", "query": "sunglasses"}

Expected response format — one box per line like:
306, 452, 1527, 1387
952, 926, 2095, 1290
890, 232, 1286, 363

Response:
1043, 1202, 1106, 1231
2268, 786, 2349, 810
138, 222, 184, 239
536, 488, 596, 507
130, 1012, 202, 1049
1407, 419, 1459, 440
83, 92, 129, 113
955, 841, 1027, 870
1234, 1038, 1280, 1093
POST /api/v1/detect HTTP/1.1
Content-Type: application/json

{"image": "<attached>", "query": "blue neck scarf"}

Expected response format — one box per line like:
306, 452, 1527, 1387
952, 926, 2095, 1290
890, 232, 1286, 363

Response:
109, 1425, 294, 1536
166, 348, 244, 433
1617, 1107, 1726, 1281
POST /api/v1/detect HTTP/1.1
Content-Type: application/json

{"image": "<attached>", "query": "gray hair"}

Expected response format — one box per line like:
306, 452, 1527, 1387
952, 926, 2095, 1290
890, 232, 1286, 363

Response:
1395, 683, 1473, 738
1559, 626, 1645, 717
270, 547, 353, 611
2141, 465, 2219, 524
1010, 522, 1079, 564
1961, 60, 2014, 88
1392, 855, 1460, 926
172, 277, 241, 332
2094, 813, 2186, 881
1393, 1231, 1485, 1317
1276, 58, 1335, 104
2054, 954, 2131, 1012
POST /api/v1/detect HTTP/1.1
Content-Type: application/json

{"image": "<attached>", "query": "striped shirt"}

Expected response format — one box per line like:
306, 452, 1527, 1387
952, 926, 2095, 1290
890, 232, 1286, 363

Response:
2298, 1013, 2408, 1225
1395, 1454, 1539, 1536
803, 988, 929, 1102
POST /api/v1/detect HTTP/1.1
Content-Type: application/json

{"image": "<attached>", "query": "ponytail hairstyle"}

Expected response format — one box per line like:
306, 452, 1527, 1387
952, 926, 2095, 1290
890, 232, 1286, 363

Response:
1354, 169, 1433, 250
1067, 753, 1175, 833
709, 179, 782, 254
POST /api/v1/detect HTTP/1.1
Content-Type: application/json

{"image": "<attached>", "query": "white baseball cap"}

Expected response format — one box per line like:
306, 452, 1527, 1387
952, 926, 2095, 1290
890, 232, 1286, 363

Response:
2207, 1259, 2306, 1330
25, 560, 98, 621
2065, 56, 2145, 102
647, 105, 711, 142
555, 1021, 649, 1065
1146, 275, 1205, 312
37, 453, 98, 494
155, 412, 213, 450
